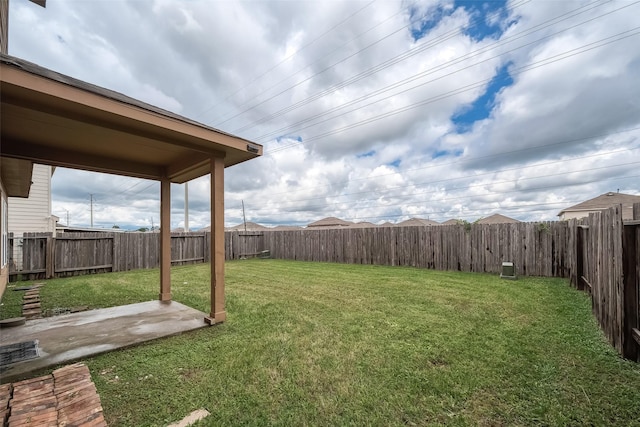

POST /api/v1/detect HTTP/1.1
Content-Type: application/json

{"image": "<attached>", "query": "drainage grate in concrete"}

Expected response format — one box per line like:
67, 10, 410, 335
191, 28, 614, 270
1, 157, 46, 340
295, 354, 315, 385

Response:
0, 340, 40, 368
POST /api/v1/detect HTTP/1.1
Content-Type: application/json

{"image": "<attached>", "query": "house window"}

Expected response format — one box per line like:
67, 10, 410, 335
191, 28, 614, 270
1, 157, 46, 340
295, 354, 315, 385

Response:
1, 195, 7, 268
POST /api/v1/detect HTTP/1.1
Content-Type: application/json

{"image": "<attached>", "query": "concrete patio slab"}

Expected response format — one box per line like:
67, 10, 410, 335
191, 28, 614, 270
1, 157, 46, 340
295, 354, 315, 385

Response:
0, 301, 209, 383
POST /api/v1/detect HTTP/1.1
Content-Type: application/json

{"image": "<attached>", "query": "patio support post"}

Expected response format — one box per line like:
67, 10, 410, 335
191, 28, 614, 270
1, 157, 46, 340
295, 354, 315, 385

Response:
159, 175, 171, 302
205, 156, 226, 324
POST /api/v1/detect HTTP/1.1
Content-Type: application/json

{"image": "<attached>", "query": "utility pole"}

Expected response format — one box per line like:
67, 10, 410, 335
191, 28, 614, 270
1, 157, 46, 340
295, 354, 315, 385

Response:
185, 182, 189, 232
242, 200, 247, 233
90, 194, 94, 227
65, 209, 69, 227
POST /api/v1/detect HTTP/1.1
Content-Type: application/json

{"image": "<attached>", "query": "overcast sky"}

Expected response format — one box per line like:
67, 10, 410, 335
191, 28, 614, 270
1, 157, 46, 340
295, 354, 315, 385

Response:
8, 0, 640, 229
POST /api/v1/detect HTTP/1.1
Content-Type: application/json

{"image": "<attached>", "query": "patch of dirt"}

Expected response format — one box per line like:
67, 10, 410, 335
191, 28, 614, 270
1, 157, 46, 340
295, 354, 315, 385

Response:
178, 367, 203, 381
428, 358, 449, 368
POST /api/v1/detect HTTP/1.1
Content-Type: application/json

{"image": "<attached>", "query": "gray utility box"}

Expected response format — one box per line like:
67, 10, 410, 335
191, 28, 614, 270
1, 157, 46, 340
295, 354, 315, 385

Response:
500, 262, 517, 280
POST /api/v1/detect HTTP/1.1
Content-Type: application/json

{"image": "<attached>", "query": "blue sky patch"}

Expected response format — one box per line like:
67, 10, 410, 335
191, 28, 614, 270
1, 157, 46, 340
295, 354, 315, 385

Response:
276, 135, 302, 143
409, 1, 516, 42
432, 149, 463, 159
452, 62, 513, 132
357, 150, 376, 158
409, 3, 454, 41
387, 159, 401, 168
454, 0, 512, 41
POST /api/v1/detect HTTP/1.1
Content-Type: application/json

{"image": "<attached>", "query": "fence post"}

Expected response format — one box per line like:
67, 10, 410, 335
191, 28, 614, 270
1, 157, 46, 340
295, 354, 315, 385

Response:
576, 225, 584, 291
622, 203, 640, 361
112, 233, 120, 272
622, 222, 638, 360
45, 235, 55, 279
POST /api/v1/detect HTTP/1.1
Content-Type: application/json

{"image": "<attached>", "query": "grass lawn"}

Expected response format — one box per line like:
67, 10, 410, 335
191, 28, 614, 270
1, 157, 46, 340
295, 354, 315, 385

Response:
2, 260, 639, 426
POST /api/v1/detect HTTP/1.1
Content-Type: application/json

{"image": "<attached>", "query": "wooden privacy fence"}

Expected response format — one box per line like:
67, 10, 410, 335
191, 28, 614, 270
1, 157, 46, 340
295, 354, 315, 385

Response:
565, 204, 640, 362
245, 222, 570, 277
8, 232, 210, 281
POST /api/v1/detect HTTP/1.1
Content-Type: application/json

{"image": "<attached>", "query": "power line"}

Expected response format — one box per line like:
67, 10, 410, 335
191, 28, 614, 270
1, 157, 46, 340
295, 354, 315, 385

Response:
238, 0, 605, 138
249, 1, 624, 143
194, 1, 378, 123
265, 24, 640, 154
230, 160, 640, 215
237, 145, 640, 208
240, 173, 640, 223
244, 126, 640, 200
216, 0, 532, 128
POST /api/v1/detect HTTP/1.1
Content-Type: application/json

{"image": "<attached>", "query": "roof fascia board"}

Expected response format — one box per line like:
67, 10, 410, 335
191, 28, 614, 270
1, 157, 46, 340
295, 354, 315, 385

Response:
1, 65, 261, 157
2, 82, 228, 158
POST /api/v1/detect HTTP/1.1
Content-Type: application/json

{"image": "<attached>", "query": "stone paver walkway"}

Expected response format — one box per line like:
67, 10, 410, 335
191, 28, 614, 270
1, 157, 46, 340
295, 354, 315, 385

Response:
22, 283, 44, 321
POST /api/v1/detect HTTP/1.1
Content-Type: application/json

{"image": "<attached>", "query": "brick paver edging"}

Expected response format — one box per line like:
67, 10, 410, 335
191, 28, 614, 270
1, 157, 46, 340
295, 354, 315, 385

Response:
1, 363, 107, 426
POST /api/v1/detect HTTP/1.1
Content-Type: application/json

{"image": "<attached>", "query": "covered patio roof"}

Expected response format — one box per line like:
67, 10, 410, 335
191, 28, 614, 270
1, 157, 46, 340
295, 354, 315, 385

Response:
1, 54, 262, 183
0, 53, 262, 324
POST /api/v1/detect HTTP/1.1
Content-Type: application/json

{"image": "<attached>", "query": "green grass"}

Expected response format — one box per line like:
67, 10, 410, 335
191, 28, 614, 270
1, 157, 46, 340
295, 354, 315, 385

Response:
2, 260, 639, 426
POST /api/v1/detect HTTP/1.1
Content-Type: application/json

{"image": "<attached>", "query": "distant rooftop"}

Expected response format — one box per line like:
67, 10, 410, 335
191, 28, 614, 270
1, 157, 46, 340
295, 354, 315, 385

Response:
476, 214, 520, 225
396, 218, 439, 227
225, 222, 269, 231
307, 217, 353, 228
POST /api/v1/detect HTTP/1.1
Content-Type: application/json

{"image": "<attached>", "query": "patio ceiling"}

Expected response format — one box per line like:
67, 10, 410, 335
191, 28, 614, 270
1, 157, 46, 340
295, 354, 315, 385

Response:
0, 54, 262, 183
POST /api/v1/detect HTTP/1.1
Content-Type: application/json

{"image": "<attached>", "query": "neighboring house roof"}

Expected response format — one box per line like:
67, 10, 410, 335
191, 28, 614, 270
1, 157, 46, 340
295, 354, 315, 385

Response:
349, 221, 378, 228
226, 221, 268, 231
307, 217, 353, 228
379, 222, 395, 227
396, 218, 439, 227
476, 214, 520, 224
440, 219, 459, 225
558, 192, 640, 220
271, 225, 303, 230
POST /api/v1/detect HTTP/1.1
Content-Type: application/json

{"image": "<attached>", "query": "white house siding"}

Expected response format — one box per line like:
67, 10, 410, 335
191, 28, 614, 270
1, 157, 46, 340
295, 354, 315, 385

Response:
8, 164, 56, 235
560, 206, 636, 221
0, 178, 8, 298
559, 211, 589, 221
